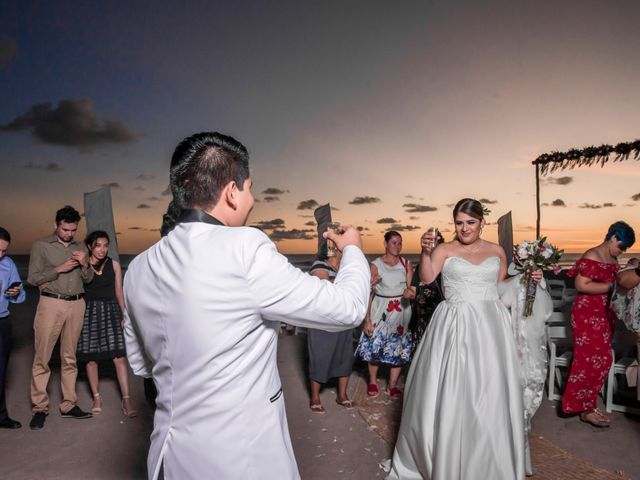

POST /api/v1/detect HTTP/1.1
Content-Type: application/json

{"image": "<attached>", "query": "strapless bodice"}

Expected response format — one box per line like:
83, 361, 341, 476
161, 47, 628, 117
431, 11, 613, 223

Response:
442, 256, 500, 302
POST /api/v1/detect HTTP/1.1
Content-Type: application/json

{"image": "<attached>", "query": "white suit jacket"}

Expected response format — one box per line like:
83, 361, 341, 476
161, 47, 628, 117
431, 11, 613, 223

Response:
123, 222, 370, 480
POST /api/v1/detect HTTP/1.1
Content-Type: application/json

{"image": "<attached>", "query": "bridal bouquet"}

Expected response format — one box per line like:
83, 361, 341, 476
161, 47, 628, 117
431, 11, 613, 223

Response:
512, 238, 564, 316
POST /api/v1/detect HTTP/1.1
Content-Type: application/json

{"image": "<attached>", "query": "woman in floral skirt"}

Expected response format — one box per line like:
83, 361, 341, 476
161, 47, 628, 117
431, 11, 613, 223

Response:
562, 221, 635, 427
356, 231, 414, 397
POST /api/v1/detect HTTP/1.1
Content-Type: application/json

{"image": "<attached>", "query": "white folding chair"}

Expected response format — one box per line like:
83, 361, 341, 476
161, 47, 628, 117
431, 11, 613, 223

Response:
547, 279, 567, 311
546, 324, 573, 401
604, 330, 640, 414
546, 311, 569, 326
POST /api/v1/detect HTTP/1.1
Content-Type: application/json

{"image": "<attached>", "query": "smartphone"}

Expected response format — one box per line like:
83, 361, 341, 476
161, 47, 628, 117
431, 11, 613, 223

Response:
5, 281, 21, 294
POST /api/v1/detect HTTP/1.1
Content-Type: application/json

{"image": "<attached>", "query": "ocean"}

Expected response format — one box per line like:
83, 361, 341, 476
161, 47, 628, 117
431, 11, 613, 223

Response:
9, 252, 637, 281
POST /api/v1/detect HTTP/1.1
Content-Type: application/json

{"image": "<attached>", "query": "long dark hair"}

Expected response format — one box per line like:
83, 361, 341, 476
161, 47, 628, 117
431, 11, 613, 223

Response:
85, 230, 110, 267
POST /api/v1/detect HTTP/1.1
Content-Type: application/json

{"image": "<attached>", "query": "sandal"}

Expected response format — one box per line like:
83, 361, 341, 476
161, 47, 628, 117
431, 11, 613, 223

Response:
367, 384, 379, 397
91, 393, 102, 414
336, 399, 355, 410
579, 409, 610, 428
386, 386, 402, 397
309, 403, 326, 414
121, 396, 138, 418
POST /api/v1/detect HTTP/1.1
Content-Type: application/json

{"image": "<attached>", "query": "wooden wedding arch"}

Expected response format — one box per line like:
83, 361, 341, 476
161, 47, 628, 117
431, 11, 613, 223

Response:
532, 140, 640, 238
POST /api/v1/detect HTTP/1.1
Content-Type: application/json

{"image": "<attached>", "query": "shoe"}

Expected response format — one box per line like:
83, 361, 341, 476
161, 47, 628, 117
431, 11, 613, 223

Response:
29, 411, 47, 430
91, 393, 102, 414
367, 384, 379, 397
386, 386, 402, 397
579, 409, 610, 428
0, 417, 22, 429
309, 402, 326, 414
121, 396, 137, 418
61, 406, 92, 419
336, 398, 355, 410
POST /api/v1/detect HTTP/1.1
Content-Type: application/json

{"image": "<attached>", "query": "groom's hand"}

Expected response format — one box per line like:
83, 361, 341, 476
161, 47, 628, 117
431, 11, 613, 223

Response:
324, 224, 362, 252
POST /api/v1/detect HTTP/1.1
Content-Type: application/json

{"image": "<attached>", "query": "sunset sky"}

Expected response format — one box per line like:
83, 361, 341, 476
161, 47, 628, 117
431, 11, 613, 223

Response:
1, 1, 639, 254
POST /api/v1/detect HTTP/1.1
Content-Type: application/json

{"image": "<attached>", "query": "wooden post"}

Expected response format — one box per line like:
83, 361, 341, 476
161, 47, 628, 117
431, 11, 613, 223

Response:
535, 162, 541, 239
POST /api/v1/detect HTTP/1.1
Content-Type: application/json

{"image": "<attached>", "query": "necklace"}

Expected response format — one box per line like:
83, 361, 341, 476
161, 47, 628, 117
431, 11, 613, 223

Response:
90, 259, 106, 276
459, 239, 483, 254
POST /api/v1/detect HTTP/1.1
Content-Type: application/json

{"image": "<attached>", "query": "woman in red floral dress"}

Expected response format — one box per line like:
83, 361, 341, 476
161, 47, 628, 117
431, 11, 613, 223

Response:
562, 221, 635, 427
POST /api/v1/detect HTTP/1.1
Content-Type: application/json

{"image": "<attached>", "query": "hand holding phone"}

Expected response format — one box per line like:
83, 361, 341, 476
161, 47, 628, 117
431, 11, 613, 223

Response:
5, 281, 21, 297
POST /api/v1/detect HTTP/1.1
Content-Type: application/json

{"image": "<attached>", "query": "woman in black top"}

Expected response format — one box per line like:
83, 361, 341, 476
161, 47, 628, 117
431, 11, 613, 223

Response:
77, 231, 136, 417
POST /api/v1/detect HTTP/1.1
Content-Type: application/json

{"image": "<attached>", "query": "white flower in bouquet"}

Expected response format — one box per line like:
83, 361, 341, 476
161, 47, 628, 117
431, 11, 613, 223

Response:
512, 237, 564, 316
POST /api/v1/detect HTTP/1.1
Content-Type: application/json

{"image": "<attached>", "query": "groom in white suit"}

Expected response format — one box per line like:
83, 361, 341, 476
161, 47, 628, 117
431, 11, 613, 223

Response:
123, 132, 370, 480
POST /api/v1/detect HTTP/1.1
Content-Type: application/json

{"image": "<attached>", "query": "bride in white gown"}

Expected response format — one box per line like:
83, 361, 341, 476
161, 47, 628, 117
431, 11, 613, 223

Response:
385, 198, 525, 480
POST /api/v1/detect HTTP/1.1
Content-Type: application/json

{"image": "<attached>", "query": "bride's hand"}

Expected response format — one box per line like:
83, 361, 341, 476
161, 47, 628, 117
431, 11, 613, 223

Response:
530, 269, 543, 283
420, 231, 436, 254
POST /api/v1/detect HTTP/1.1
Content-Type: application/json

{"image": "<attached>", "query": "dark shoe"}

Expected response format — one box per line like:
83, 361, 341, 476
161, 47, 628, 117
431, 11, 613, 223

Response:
61, 406, 92, 419
29, 412, 47, 430
0, 417, 22, 429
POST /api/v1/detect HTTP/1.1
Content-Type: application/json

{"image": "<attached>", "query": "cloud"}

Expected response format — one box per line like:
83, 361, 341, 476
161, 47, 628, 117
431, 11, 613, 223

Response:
542, 199, 566, 207
161, 186, 171, 196
137, 204, 152, 209
297, 199, 319, 210
136, 174, 155, 181
545, 176, 573, 186
262, 188, 288, 195
632, 193, 640, 201
479, 198, 498, 204
304, 221, 316, 226
403, 203, 437, 213
101, 182, 121, 189
269, 229, 315, 242
134, 186, 145, 191
147, 196, 161, 201
0, 98, 139, 149
409, 216, 420, 220
349, 196, 381, 205
263, 196, 280, 202
389, 224, 421, 232
357, 226, 370, 231
376, 217, 398, 224
254, 218, 286, 230
578, 202, 615, 209
405, 195, 415, 199
23, 161, 62, 172
0, 35, 18, 70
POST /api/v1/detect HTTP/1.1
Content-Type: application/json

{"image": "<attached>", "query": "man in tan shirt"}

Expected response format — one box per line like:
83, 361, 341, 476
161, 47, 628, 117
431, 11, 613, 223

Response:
27, 205, 94, 430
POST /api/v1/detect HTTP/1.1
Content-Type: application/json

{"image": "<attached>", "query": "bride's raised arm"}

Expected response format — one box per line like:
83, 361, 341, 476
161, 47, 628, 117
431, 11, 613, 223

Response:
419, 242, 448, 284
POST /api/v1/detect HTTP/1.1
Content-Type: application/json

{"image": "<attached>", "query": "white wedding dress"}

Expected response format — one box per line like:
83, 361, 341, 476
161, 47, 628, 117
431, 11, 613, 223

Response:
385, 256, 525, 480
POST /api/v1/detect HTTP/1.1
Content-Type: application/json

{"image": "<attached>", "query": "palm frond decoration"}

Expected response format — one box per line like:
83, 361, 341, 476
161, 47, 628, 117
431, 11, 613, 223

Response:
532, 140, 640, 175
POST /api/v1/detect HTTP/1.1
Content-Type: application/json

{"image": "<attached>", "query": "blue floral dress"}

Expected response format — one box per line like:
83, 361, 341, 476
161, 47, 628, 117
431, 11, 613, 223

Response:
356, 257, 413, 365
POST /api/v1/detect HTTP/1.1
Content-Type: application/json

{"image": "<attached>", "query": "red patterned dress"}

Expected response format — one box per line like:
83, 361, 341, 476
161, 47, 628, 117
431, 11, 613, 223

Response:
562, 258, 619, 413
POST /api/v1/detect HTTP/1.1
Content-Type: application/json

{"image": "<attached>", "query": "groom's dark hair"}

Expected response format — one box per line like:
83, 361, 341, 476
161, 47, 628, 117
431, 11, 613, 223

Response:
169, 132, 250, 211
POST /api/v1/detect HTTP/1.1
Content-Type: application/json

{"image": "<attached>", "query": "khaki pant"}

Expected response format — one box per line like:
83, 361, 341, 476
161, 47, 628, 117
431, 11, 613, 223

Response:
30, 296, 86, 414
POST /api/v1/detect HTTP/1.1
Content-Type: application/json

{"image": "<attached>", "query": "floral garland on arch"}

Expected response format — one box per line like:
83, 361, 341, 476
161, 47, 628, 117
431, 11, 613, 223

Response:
533, 140, 640, 175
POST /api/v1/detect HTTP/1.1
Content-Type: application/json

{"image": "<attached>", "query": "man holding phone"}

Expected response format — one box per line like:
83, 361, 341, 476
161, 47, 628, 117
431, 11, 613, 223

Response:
0, 227, 26, 429
27, 205, 94, 430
